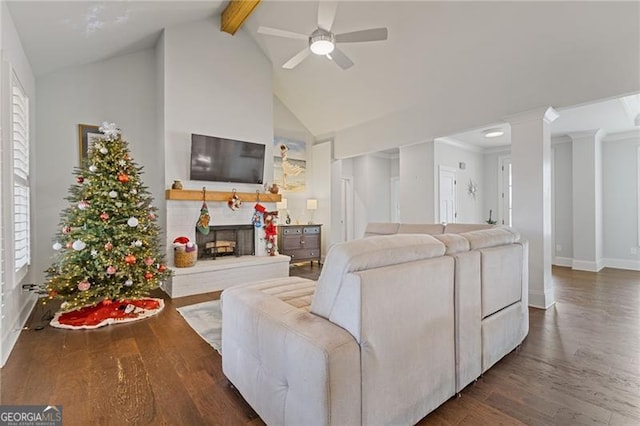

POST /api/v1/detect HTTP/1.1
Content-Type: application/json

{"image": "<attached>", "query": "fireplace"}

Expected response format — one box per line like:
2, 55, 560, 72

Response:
195, 225, 255, 260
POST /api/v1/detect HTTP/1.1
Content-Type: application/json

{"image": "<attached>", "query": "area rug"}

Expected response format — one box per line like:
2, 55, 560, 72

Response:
176, 299, 222, 354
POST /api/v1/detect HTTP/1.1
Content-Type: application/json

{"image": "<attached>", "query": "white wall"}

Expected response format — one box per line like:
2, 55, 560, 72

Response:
161, 18, 273, 256
435, 140, 485, 223
331, 2, 640, 160
400, 141, 435, 223
602, 131, 640, 267
351, 154, 391, 238
552, 141, 573, 261
36, 49, 160, 286
311, 141, 331, 255
1, 2, 36, 366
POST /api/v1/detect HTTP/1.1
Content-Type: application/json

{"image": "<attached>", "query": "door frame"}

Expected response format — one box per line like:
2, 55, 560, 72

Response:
438, 165, 457, 224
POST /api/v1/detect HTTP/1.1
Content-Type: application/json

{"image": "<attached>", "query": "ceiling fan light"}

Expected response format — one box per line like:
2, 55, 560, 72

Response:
483, 128, 505, 138
310, 39, 334, 55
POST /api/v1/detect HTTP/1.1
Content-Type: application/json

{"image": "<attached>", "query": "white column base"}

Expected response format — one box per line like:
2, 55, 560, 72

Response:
528, 289, 556, 310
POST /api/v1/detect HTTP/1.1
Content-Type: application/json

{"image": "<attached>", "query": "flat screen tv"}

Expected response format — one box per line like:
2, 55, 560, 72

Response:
190, 134, 266, 184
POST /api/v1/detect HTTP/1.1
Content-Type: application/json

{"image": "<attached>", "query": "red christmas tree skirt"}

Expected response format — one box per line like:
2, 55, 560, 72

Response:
50, 298, 164, 330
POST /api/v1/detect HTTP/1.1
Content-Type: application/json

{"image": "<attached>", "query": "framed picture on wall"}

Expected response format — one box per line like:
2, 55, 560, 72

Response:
78, 124, 103, 166
273, 136, 307, 192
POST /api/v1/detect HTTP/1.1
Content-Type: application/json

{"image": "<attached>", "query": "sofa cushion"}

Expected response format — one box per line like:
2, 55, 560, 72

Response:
363, 222, 400, 237
461, 227, 520, 250
479, 243, 523, 318
231, 276, 315, 311
433, 233, 470, 254
311, 234, 446, 319
398, 223, 445, 235
444, 223, 495, 233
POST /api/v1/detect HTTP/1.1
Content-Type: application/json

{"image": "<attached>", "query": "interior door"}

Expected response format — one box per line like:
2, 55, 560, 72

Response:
439, 166, 456, 224
340, 177, 354, 241
499, 156, 512, 226
390, 176, 400, 223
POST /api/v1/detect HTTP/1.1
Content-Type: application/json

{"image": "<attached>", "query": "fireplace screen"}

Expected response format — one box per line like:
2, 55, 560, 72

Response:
195, 225, 255, 259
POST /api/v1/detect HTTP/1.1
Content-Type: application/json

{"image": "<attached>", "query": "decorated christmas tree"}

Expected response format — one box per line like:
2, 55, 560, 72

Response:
45, 122, 171, 315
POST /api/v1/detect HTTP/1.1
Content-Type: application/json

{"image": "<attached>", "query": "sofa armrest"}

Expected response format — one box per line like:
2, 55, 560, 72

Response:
221, 287, 360, 426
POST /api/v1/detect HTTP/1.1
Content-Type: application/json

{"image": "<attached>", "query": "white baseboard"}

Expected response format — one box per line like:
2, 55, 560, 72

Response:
528, 289, 556, 310
571, 259, 604, 272
601, 258, 640, 271
552, 257, 640, 272
1, 295, 37, 367
553, 257, 573, 267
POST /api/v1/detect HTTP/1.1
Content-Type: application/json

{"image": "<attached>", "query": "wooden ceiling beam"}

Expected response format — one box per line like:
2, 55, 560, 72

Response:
220, 0, 261, 35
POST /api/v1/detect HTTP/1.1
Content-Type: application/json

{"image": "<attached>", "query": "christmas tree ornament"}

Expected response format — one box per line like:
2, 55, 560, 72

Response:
115, 202, 123, 208
131, 188, 137, 195
109, 191, 118, 198
91, 249, 98, 258
89, 165, 98, 173
78, 281, 91, 291
66, 242, 73, 249
148, 212, 156, 220
106, 266, 116, 275
144, 272, 153, 280
118, 160, 126, 166
124, 279, 133, 287
52, 242, 62, 251
127, 217, 139, 227
124, 254, 137, 264
62, 226, 71, 234
133, 240, 143, 247
100, 212, 109, 220
100, 147, 108, 154
72, 240, 86, 251
77, 200, 89, 210
99, 121, 120, 140
104, 242, 113, 251
158, 264, 167, 272
196, 187, 210, 235
77, 176, 85, 184
118, 173, 129, 183
144, 257, 154, 266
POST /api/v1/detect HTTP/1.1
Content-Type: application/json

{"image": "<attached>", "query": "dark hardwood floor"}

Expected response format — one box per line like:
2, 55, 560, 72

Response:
1, 265, 638, 425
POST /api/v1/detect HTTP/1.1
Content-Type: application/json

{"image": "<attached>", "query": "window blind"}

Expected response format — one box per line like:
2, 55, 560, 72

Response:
12, 78, 29, 273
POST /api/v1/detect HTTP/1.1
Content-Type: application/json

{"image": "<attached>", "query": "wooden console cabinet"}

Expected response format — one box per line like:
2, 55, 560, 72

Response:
277, 225, 322, 266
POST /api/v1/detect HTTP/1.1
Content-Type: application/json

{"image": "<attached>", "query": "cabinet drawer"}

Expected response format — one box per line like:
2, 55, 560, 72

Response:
282, 235, 319, 250
282, 227, 303, 235
286, 248, 320, 261
303, 226, 321, 235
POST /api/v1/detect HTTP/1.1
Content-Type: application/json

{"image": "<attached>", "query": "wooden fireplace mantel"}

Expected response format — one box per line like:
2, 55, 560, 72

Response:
165, 189, 281, 203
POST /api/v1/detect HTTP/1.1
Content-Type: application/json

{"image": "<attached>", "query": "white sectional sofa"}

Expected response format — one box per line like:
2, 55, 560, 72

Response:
221, 224, 528, 425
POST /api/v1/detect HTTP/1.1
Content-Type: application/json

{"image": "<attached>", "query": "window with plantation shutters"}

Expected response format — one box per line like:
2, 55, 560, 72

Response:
12, 74, 29, 277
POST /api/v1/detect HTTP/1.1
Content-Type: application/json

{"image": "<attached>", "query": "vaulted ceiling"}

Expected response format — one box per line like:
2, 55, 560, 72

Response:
7, 1, 640, 143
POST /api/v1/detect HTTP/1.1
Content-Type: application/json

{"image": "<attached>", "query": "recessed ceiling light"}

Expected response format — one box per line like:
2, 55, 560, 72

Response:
483, 128, 504, 138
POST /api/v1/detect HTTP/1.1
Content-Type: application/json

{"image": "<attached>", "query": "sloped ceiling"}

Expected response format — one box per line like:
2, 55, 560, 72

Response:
6, 1, 640, 142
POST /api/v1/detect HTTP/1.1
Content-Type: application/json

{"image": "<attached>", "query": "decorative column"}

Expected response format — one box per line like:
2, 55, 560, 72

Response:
569, 129, 604, 271
507, 107, 559, 309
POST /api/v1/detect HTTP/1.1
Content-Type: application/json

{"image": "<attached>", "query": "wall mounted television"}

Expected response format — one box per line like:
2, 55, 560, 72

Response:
190, 134, 266, 184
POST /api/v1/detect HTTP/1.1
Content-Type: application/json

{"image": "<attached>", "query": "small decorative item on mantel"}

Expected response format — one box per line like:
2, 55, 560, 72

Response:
269, 183, 279, 194
171, 180, 183, 190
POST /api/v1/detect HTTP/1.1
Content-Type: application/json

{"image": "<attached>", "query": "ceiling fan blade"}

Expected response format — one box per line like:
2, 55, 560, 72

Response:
335, 28, 388, 43
257, 26, 308, 41
317, 1, 339, 31
282, 48, 311, 69
329, 47, 354, 70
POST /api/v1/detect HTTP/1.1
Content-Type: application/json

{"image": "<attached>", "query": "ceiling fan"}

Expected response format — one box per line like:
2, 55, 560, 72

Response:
257, 1, 388, 70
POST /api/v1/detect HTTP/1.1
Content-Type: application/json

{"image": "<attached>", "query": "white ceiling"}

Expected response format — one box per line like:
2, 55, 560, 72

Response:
6, 1, 640, 147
